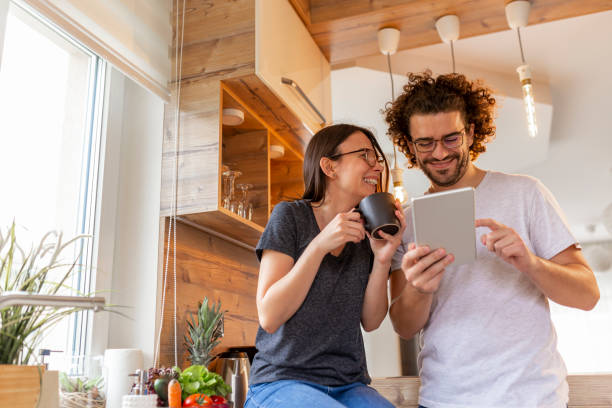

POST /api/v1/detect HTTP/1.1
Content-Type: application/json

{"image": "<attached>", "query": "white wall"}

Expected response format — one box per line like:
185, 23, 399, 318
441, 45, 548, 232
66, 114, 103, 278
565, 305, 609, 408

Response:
0, 0, 8, 67
90, 67, 164, 370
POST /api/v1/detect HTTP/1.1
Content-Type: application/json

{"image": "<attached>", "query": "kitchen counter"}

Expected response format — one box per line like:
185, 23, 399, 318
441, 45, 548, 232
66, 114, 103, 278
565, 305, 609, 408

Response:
370, 374, 612, 407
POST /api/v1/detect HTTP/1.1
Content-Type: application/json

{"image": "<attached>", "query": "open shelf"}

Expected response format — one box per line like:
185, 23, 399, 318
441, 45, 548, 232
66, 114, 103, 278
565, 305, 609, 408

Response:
176, 83, 304, 247
269, 131, 304, 211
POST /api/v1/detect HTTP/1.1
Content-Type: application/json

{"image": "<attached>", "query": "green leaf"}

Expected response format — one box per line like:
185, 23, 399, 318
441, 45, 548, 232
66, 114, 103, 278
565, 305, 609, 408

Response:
0, 222, 113, 365
184, 380, 200, 394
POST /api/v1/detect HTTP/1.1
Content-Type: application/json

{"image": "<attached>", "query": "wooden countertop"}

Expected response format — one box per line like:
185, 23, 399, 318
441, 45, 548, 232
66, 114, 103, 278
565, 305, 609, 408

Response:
370, 374, 612, 408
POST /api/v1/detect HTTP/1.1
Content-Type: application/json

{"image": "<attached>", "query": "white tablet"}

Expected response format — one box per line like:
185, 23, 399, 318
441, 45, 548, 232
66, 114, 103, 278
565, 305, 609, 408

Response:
411, 187, 476, 266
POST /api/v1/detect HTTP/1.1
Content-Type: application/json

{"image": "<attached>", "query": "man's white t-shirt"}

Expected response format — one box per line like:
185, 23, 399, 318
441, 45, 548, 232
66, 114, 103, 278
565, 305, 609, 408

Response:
392, 171, 576, 408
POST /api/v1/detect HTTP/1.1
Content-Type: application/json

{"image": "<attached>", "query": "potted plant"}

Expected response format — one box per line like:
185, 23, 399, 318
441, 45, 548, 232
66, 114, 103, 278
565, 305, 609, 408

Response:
58, 372, 105, 408
0, 222, 106, 408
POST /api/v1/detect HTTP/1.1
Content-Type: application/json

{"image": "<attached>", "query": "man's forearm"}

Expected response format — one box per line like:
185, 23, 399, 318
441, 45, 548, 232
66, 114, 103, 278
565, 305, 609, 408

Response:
389, 279, 433, 339
525, 257, 599, 311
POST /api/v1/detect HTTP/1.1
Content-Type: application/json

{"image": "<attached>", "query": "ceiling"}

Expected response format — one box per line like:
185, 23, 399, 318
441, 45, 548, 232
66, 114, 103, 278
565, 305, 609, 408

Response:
289, 0, 612, 65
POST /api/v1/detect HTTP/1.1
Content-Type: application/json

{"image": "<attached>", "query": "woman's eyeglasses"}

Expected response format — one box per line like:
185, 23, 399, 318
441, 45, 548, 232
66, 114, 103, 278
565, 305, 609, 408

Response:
412, 128, 465, 153
329, 148, 385, 168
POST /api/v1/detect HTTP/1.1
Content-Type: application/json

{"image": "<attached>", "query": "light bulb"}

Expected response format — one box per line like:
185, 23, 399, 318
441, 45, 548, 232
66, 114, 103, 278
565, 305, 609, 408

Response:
391, 167, 409, 205
393, 185, 409, 205
517, 64, 538, 138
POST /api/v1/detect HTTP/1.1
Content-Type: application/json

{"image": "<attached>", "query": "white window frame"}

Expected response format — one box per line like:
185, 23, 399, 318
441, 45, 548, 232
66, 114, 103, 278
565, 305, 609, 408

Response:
1, 0, 107, 374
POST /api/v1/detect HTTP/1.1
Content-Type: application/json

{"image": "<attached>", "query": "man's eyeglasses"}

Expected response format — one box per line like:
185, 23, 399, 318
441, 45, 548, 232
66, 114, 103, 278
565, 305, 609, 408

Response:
412, 128, 465, 153
329, 148, 385, 168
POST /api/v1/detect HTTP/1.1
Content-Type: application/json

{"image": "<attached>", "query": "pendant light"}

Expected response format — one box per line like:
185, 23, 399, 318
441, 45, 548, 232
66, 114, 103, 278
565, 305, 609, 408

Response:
505, 0, 538, 138
435, 15, 460, 73
377, 27, 410, 206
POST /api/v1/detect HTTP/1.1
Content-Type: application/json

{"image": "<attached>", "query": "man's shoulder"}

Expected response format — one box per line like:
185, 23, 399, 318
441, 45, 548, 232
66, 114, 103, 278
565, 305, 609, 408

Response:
485, 171, 541, 190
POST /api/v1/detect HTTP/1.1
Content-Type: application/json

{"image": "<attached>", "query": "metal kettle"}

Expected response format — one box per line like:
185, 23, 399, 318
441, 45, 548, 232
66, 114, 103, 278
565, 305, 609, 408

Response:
214, 351, 250, 408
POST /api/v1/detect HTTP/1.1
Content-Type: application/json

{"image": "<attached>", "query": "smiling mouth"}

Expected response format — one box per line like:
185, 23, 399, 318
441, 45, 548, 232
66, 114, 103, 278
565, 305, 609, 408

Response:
427, 158, 455, 170
363, 177, 378, 186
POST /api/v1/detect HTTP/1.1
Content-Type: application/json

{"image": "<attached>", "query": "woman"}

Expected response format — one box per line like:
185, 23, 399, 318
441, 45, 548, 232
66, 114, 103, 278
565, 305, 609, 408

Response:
245, 124, 405, 408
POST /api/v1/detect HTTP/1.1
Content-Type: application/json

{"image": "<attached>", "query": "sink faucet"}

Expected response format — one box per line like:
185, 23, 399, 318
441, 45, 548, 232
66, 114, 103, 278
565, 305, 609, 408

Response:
0, 291, 106, 311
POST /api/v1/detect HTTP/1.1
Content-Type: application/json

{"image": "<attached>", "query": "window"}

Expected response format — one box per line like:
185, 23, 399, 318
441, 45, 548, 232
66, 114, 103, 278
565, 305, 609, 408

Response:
0, 1, 105, 374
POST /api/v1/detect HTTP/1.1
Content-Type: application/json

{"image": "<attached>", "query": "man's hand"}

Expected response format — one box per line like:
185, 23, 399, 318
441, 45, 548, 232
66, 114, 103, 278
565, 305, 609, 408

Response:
400, 243, 454, 293
475, 218, 537, 274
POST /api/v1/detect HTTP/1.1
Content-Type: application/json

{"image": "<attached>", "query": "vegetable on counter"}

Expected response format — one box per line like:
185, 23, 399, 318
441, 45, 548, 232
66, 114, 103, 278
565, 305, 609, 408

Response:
173, 365, 231, 401
210, 396, 227, 404
168, 379, 182, 408
183, 393, 212, 407
182, 394, 228, 408
145, 366, 178, 406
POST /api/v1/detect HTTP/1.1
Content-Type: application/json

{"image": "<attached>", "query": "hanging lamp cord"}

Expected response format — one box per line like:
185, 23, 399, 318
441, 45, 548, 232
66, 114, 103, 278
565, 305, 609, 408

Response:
517, 27, 526, 64
450, 40, 456, 73
386, 52, 399, 168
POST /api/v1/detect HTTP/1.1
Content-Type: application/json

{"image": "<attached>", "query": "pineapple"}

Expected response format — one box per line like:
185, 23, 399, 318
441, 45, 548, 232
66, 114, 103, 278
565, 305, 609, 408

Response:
185, 297, 225, 367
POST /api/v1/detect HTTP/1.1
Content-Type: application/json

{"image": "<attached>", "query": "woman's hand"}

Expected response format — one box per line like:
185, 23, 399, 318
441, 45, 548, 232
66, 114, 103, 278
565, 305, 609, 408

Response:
312, 209, 365, 255
369, 199, 407, 265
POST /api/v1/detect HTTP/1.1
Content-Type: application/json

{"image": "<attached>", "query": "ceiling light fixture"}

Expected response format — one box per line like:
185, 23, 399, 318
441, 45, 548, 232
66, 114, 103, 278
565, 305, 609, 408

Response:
435, 14, 460, 73
222, 108, 245, 126
377, 27, 409, 206
270, 144, 285, 159
505, 0, 538, 138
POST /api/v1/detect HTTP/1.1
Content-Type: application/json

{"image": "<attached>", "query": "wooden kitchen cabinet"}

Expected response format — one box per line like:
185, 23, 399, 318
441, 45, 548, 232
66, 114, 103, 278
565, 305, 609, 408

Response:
256, 0, 331, 135
173, 83, 304, 247
161, 0, 325, 246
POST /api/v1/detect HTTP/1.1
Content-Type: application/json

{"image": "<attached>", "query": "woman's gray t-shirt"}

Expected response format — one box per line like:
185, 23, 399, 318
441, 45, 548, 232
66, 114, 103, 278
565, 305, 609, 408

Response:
250, 200, 373, 386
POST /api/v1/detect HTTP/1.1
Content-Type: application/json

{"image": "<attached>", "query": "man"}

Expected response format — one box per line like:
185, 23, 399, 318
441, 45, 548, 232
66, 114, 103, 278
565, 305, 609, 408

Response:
385, 71, 599, 408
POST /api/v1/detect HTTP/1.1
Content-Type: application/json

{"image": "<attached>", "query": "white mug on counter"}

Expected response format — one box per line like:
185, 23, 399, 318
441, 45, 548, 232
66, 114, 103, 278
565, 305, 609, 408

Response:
103, 348, 143, 408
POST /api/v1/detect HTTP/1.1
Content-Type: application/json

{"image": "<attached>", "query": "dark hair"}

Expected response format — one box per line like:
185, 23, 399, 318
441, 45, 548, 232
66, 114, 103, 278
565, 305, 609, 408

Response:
384, 70, 496, 167
302, 124, 389, 204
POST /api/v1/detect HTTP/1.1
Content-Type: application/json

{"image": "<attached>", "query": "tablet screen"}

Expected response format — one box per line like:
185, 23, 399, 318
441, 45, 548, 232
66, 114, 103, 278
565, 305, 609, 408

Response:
411, 187, 476, 266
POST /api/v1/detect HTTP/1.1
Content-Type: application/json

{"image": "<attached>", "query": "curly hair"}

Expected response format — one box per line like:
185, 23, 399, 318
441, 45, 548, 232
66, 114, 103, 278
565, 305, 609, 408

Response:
384, 70, 496, 167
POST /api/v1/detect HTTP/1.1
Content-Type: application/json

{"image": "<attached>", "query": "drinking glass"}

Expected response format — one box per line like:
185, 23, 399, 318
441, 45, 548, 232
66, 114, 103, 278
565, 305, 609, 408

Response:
222, 169, 241, 211
236, 183, 253, 220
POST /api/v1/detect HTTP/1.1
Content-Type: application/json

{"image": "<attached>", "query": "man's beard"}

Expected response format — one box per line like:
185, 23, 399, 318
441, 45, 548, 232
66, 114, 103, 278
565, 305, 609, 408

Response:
418, 151, 470, 187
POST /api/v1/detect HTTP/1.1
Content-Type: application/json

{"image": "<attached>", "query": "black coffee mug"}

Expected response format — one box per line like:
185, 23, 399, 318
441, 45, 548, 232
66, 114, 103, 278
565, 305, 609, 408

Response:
356, 192, 401, 239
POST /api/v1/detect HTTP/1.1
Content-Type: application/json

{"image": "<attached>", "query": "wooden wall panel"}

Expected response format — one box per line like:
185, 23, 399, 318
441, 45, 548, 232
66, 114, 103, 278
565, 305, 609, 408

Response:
162, 0, 258, 217
270, 159, 304, 206
159, 219, 260, 369
177, 0, 255, 48
177, 31, 255, 82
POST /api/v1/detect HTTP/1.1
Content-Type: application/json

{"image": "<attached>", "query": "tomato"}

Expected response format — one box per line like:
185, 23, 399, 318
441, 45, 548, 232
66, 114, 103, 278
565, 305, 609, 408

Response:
183, 394, 212, 407
210, 396, 226, 404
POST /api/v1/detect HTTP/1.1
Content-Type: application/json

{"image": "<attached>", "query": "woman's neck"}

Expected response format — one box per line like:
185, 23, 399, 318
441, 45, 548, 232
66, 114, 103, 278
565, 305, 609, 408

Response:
311, 190, 359, 226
